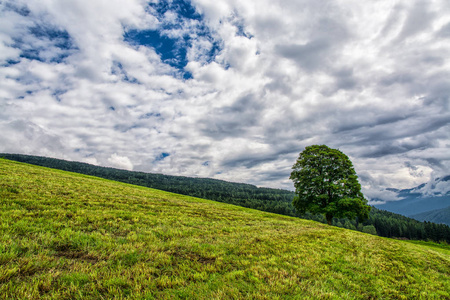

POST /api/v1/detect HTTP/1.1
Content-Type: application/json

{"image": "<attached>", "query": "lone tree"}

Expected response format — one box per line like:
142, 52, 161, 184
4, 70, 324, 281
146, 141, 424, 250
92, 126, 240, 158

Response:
290, 145, 371, 225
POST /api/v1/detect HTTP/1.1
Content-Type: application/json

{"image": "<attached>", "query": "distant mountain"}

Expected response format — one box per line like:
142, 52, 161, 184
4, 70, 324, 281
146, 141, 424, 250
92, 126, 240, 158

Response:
374, 176, 450, 217
411, 206, 450, 226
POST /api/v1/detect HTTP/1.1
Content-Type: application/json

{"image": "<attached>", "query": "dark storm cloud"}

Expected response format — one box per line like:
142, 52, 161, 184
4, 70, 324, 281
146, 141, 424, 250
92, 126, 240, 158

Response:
379, 72, 415, 87
337, 114, 449, 146
221, 141, 301, 169
333, 68, 357, 91
222, 154, 278, 169
395, 1, 434, 42
275, 16, 349, 72
437, 22, 450, 38
357, 139, 436, 158
276, 40, 331, 72
200, 93, 264, 139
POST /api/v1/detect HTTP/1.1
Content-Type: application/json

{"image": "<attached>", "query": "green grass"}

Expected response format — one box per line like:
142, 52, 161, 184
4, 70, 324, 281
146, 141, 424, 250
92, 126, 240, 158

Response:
0, 158, 449, 299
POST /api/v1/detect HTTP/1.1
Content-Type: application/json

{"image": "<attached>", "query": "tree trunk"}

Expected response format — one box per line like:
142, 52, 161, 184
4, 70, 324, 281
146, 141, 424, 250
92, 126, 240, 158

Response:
326, 213, 333, 225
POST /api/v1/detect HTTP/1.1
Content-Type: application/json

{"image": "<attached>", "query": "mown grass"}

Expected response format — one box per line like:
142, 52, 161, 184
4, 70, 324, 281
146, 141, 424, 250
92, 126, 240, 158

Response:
0, 158, 449, 299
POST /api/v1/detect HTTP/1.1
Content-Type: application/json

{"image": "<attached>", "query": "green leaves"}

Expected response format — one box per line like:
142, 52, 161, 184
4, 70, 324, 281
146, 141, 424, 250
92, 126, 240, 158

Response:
290, 145, 370, 225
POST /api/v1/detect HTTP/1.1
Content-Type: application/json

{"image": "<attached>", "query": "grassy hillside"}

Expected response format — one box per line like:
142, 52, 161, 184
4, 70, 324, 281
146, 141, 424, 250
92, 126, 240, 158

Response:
1, 159, 449, 299
4, 153, 450, 243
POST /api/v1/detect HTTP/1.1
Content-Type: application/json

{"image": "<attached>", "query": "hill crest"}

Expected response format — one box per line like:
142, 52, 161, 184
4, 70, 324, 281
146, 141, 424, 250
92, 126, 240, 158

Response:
2, 153, 450, 243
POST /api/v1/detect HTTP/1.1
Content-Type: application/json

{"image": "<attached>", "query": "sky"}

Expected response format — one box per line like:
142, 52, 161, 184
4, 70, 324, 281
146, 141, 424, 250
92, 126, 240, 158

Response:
1, 0, 449, 203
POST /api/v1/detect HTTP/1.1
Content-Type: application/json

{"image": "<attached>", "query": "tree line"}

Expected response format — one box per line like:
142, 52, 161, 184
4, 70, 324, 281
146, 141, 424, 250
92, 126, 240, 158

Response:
2, 153, 449, 243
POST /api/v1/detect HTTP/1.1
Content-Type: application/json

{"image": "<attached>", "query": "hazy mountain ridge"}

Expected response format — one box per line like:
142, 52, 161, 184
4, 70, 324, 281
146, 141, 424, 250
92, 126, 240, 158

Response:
411, 206, 450, 226
375, 175, 450, 220
409, 175, 450, 197
386, 175, 450, 197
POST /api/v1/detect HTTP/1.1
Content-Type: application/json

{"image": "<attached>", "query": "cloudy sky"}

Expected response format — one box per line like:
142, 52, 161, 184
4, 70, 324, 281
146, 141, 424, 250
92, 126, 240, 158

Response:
1, 0, 449, 202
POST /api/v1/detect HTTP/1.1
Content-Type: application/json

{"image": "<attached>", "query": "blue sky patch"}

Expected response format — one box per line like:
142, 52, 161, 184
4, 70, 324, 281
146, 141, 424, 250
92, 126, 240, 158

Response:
140, 112, 162, 119
111, 61, 139, 83
52, 89, 67, 102
155, 152, 170, 162
147, 0, 202, 23
124, 29, 189, 72
123, 0, 221, 79
13, 23, 77, 63
4, 2, 31, 17
30, 25, 73, 49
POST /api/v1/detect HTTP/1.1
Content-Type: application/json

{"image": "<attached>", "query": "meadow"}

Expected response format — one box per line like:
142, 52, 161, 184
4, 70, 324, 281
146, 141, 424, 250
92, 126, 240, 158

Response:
1, 158, 449, 299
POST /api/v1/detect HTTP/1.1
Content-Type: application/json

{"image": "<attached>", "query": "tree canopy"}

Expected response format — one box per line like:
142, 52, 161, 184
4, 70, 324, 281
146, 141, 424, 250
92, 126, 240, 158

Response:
290, 145, 371, 225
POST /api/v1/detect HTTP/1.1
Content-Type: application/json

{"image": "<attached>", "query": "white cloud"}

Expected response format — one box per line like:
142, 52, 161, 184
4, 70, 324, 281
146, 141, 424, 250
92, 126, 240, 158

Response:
0, 120, 68, 157
107, 153, 133, 171
0, 0, 449, 201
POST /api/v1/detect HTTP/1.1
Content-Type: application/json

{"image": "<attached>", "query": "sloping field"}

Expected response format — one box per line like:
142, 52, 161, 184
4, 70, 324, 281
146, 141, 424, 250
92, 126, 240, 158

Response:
1, 158, 449, 299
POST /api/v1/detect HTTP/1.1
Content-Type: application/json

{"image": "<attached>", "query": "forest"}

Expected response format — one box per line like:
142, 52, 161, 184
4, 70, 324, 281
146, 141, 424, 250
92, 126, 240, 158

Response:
2, 153, 450, 243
